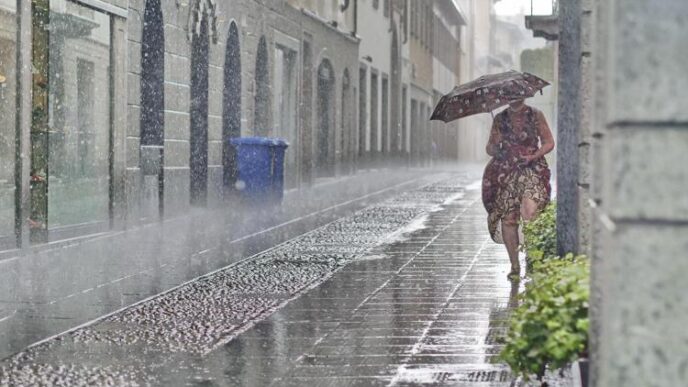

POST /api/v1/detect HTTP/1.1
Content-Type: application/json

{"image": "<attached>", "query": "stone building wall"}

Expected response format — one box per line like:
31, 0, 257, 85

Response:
576, 0, 688, 385
125, 0, 359, 221
0, 0, 361, 250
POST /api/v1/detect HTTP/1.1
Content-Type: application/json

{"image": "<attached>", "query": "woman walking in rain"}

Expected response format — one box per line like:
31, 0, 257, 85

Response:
482, 98, 554, 278
430, 70, 553, 278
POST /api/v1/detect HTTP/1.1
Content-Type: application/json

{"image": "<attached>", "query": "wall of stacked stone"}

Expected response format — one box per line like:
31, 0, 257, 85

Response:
124, 0, 359, 222
555, 0, 581, 256
584, 1, 688, 386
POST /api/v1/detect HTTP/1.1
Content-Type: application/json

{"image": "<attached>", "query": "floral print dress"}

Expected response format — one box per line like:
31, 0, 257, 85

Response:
482, 106, 551, 244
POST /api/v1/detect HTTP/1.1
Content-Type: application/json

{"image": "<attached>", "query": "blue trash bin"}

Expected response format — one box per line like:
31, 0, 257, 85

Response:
230, 137, 288, 204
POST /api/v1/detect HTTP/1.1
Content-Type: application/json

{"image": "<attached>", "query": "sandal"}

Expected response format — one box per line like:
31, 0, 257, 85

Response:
508, 266, 521, 280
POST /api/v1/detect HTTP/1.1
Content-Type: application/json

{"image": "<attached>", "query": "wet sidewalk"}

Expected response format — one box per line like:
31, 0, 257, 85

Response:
225, 182, 519, 386
0, 166, 454, 360
1, 170, 525, 386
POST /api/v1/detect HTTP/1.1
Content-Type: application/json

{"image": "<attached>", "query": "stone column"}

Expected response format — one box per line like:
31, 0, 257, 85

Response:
577, 0, 595, 257
590, 1, 688, 385
16, 0, 32, 247
556, 0, 581, 256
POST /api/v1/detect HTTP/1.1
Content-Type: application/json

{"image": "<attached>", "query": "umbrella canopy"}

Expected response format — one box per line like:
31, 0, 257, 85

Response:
430, 70, 550, 123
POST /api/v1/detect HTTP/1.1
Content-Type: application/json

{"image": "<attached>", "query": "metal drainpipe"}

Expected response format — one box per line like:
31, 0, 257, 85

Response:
340, 0, 356, 35
403, 0, 408, 44
353, 0, 358, 35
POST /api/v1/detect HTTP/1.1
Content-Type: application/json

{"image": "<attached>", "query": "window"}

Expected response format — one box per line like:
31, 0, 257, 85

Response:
373, 0, 379, 10
274, 44, 298, 187
43, 0, 113, 238
0, 0, 17, 248
384, 0, 390, 17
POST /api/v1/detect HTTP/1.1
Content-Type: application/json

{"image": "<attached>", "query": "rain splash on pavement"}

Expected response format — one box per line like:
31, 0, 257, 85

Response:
0, 171, 571, 386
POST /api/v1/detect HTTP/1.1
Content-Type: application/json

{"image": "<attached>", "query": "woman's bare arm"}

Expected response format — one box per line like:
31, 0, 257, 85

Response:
534, 110, 555, 158
486, 117, 502, 157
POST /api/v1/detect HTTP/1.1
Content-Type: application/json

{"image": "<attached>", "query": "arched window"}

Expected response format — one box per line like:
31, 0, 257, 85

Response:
222, 22, 241, 190
316, 59, 335, 177
140, 0, 165, 217
141, 0, 165, 148
254, 36, 269, 134
190, 17, 210, 206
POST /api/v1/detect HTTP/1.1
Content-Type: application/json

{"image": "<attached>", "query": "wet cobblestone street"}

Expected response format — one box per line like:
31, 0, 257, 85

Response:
0, 172, 550, 386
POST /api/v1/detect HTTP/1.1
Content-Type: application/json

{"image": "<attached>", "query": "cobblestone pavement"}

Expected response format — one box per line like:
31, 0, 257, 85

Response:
0, 167, 437, 359
0, 171, 567, 386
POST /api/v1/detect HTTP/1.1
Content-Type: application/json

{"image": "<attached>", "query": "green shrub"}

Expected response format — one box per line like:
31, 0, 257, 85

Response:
500, 254, 590, 381
522, 201, 557, 263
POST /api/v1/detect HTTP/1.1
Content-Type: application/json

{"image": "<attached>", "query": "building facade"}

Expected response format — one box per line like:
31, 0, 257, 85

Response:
0, 0, 492, 257
454, 0, 497, 162
430, 0, 466, 161
0, 0, 361, 251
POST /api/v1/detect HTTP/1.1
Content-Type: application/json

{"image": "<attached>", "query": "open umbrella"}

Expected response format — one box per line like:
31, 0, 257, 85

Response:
430, 70, 549, 123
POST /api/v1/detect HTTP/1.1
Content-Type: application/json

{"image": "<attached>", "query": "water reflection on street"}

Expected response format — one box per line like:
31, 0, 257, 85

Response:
1, 172, 537, 386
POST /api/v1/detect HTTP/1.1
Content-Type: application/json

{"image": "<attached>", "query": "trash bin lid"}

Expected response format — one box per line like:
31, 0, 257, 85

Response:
230, 137, 289, 147
270, 138, 289, 148
230, 137, 272, 146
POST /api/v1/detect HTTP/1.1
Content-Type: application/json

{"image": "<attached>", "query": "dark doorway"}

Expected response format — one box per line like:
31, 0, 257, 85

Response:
381, 75, 389, 156
300, 38, 313, 184
370, 72, 378, 162
410, 99, 418, 164
390, 25, 402, 155
402, 86, 408, 155
358, 67, 367, 162
190, 18, 209, 206
222, 22, 241, 192
254, 36, 269, 135
341, 69, 350, 174
316, 59, 334, 177
140, 0, 165, 218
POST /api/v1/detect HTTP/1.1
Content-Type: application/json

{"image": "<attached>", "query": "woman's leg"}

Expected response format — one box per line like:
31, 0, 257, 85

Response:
501, 212, 520, 275
521, 197, 539, 222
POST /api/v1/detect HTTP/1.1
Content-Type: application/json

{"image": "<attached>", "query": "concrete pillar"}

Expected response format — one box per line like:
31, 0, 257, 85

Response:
577, 0, 595, 257
16, 0, 32, 248
590, 1, 688, 385
556, 0, 581, 256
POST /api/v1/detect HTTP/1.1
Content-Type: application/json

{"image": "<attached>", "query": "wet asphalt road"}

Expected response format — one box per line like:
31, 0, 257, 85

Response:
1, 169, 569, 386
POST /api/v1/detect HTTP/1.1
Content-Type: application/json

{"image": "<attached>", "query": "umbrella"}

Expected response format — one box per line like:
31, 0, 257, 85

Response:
430, 70, 550, 123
